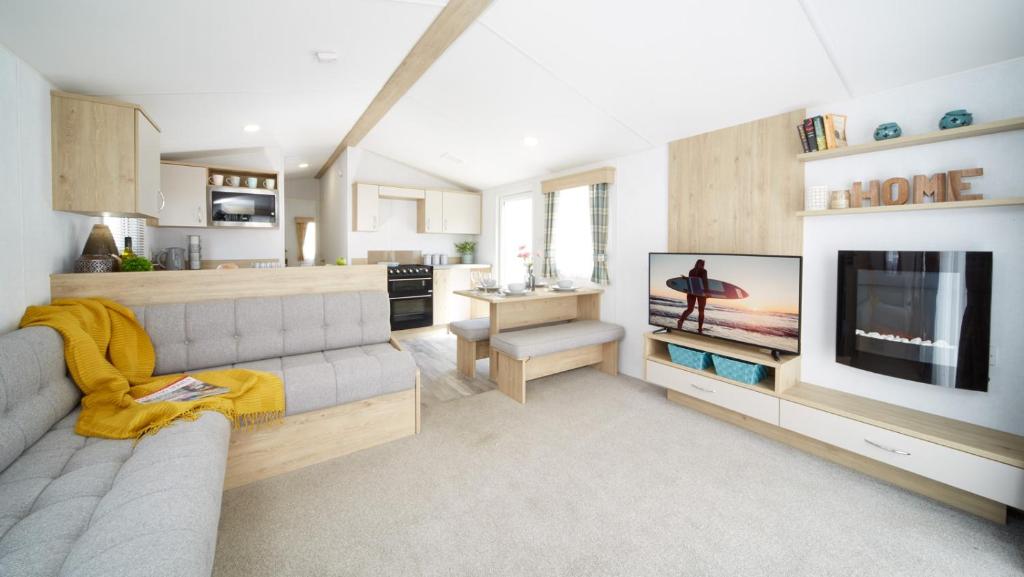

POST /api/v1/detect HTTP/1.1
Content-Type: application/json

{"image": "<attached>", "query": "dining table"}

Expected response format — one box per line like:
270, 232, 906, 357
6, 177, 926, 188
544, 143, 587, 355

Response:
453, 286, 605, 379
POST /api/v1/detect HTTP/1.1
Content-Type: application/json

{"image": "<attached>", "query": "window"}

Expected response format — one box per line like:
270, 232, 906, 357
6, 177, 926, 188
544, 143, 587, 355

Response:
101, 216, 146, 256
499, 193, 533, 284
551, 185, 593, 280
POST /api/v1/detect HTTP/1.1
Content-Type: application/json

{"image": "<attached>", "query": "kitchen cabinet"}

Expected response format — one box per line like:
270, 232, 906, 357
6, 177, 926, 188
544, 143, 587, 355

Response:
418, 190, 444, 233
433, 266, 490, 325
378, 185, 425, 200
441, 191, 482, 234
353, 183, 380, 231
158, 163, 208, 227
51, 91, 162, 218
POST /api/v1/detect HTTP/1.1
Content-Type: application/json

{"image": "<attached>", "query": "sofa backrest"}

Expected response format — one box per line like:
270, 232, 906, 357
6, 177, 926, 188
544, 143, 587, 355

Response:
132, 290, 391, 375
0, 326, 81, 472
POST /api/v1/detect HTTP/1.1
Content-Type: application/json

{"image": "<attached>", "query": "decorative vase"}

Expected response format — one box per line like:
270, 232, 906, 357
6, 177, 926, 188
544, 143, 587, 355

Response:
74, 255, 116, 273
873, 122, 902, 141
939, 109, 973, 130
460, 252, 474, 264
525, 265, 535, 291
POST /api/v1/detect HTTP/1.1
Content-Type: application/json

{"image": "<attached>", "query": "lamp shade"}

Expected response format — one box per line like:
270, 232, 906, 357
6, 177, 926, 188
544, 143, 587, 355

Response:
81, 224, 119, 256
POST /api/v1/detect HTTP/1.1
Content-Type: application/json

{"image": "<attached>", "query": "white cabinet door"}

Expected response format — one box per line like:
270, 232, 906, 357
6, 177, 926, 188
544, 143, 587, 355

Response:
421, 190, 444, 233
442, 191, 481, 234
354, 183, 380, 231
134, 110, 161, 218
158, 164, 208, 227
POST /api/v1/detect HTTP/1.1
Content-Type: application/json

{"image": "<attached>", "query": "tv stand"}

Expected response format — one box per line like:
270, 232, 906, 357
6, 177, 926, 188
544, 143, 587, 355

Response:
770, 349, 782, 362
652, 327, 671, 335
643, 330, 1024, 524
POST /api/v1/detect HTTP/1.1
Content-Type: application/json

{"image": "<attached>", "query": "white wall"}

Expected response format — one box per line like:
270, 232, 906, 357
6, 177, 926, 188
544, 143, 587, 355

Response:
284, 177, 319, 266
479, 146, 669, 378
319, 147, 479, 263
0, 44, 96, 332
150, 147, 286, 264
802, 58, 1024, 434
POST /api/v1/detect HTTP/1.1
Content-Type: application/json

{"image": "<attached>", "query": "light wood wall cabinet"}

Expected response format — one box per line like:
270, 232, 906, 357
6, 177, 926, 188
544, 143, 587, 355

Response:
158, 163, 207, 227
419, 189, 483, 234
51, 91, 162, 218
419, 190, 444, 233
353, 183, 380, 231
439, 191, 481, 234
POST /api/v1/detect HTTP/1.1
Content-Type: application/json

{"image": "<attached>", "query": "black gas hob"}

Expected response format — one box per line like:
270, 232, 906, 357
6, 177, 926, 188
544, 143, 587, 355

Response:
387, 265, 433, 331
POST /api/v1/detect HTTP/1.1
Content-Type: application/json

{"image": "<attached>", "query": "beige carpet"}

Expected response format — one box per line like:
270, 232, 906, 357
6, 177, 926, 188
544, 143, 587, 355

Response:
214, 369, 1024, 577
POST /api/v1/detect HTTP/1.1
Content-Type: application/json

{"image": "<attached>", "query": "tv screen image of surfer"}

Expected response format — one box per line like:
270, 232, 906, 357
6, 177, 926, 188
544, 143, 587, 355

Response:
649, 253, 802, 354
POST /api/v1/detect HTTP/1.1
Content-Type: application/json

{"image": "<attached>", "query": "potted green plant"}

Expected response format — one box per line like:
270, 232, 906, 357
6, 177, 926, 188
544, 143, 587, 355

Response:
455, 240, 477, 264
120, 255, 154, 272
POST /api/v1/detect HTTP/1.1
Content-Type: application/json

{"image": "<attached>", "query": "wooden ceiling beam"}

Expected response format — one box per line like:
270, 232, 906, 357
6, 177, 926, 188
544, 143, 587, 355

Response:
316, 0, 492, 178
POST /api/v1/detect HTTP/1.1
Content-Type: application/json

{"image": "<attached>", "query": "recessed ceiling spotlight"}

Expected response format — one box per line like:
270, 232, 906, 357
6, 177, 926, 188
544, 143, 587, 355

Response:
298, 162, 310, 169
243, 124, 261, 133
522, 136, 539, 147
315, 51, 338, 63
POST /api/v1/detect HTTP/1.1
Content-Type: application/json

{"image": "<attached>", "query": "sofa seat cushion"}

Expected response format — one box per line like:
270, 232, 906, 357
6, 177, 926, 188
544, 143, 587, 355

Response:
0, 410, 230, 577
449, 318, 490, 342
231, 345, 417, 416
489, 320, 625, 359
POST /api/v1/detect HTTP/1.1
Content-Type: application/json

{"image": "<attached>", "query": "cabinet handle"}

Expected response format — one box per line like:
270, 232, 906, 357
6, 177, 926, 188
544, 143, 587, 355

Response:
196, 206, 203, 224
426, 217, 430, 230
158, 189, 166, 211
864, 439, 911, 456
443, 218, 448, 231
372, 216, 377, 230
690, 383, 715, 394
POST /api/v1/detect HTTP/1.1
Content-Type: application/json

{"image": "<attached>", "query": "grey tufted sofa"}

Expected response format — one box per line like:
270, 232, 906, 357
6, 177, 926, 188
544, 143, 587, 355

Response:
0, 290, 417, 577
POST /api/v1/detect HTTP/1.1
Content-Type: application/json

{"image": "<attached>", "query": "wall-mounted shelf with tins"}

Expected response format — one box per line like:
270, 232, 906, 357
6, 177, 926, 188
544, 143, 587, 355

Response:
797, 116, 1024, 162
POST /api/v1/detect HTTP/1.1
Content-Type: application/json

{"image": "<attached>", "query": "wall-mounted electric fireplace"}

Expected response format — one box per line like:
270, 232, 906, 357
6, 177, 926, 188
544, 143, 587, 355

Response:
836, 251, 992, 391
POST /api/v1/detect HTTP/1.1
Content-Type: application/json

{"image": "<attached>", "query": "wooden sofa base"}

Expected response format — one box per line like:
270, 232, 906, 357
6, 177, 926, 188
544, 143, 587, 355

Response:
666, 389, 1008, 524
495, 341, 619, 404
456, 336, 490, 378
225, 381, 419, 490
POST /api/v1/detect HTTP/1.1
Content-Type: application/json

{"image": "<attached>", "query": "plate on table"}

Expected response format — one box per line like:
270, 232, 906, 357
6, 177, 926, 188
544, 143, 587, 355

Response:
551, 286, 578, 292
500, 290, 529, 297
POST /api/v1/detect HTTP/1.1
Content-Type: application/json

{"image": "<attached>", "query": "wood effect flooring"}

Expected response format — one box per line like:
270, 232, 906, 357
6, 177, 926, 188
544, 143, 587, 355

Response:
394, 327, 495, 407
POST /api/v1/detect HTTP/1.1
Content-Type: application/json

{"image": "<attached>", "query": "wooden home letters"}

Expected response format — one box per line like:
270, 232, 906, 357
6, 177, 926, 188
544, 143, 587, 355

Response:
852, 167, 983, 208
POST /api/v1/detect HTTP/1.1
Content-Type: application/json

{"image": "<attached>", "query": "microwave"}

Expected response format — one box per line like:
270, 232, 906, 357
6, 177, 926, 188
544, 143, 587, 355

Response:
208, 186, 277, 228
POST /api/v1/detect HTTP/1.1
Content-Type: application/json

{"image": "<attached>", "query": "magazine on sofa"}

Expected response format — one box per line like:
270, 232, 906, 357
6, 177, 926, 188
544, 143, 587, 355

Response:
135, 376, 229, 404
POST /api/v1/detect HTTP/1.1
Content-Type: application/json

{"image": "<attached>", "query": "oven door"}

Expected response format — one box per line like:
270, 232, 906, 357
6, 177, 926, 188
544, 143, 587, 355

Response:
388, 277, 432, 298
390, 295, 434, 330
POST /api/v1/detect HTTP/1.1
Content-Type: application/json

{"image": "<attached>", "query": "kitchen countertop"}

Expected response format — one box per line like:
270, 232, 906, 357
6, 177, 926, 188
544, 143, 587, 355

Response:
432, 263, 491, 270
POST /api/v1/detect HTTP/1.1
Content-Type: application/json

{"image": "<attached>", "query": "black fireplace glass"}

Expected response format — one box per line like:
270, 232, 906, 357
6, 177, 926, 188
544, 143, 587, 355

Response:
836, 251, 992, 391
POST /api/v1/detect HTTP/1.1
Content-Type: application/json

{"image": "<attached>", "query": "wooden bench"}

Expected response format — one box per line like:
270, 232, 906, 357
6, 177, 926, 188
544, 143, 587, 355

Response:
490, 320, 625, 403
450, 318, 491, 378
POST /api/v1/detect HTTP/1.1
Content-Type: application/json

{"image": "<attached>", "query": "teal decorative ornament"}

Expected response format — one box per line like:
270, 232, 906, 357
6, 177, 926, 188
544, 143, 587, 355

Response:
939, 109, 973, 130
873, 122, 902, 141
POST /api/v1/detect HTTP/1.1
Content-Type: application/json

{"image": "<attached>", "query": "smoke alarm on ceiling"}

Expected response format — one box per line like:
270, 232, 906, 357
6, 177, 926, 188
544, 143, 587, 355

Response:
441, 152, 466, 165
315, 51, 338, 63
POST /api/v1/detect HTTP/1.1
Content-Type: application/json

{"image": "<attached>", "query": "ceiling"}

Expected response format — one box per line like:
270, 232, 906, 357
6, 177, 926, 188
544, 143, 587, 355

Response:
1, 0, 1022, 188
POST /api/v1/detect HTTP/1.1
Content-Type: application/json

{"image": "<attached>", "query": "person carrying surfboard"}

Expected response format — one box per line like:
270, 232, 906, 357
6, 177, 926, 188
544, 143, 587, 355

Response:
677, 259, 708, 333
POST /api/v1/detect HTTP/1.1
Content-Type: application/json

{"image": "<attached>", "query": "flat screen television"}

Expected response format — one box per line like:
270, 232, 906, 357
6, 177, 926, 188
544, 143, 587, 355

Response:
649, 253, 803, 354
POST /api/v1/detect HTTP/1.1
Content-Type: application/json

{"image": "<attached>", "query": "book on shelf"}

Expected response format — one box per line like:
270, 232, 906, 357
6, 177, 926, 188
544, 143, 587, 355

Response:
802, 118, 818, 152
796, 124, 810, 153
812, 116, 827, 151
797, 113, 848, 152
135, 376, 229, 404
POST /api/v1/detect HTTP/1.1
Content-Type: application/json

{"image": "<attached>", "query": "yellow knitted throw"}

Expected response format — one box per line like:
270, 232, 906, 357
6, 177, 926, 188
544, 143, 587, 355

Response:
20, 298, 285, 439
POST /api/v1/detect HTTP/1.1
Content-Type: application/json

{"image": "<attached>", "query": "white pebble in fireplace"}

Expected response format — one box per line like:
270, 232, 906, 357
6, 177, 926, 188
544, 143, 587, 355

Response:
854, 329, 952, 348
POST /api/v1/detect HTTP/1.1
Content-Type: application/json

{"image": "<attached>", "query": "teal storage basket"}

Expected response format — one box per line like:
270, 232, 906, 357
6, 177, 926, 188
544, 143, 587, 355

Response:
711, 354, 766, 385
667, 344, 712, 370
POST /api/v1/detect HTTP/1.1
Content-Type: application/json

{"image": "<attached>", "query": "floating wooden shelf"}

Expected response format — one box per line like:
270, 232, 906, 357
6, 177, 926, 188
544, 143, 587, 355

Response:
797, 116, 1024, 162
797, 197, 1024, 217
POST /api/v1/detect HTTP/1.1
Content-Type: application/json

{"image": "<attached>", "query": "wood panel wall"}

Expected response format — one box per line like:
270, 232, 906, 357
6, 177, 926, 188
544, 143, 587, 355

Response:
51, 265, 387, 306
668, 109, 805, 255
